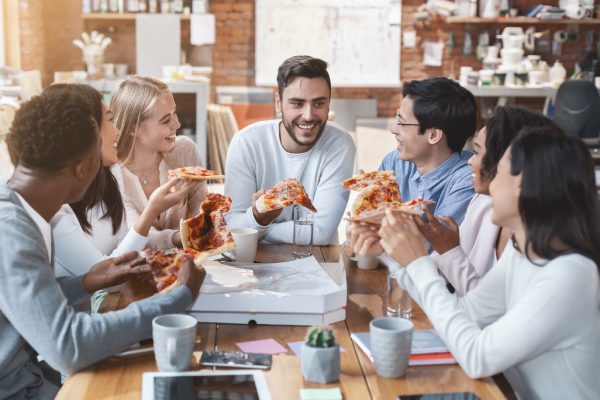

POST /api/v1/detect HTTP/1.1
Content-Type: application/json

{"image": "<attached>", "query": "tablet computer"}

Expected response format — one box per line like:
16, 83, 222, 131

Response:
141, 370, 272, 400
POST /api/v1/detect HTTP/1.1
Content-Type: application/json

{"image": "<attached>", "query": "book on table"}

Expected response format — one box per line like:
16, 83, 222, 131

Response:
350, 329, 456, 366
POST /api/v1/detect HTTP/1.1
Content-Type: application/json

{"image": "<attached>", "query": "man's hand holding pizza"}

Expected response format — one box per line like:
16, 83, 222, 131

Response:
176, 259, 206, 301
252, 190, 282, 226
82, 251, 152, 293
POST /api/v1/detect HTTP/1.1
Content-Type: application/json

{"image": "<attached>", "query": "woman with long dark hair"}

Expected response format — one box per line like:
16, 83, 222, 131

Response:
377, 126, 600, 399
50, 84, 196, 281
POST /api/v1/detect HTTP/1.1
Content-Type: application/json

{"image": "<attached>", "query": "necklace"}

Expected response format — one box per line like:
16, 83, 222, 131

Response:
127, 164, 158, 186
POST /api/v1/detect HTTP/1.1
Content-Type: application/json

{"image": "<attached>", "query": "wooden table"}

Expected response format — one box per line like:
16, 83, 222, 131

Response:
57, 245, 511, 399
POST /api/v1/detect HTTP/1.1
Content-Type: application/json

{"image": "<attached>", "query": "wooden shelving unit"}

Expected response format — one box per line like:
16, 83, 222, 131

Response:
82, 12, 190, 21
446, 16, 600, 25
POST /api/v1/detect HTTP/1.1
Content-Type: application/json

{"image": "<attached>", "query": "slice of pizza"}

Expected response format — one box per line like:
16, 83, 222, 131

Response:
346, 198, 435, 225
350, 184, 401, 216
167, 166, 225, 181
145, 248, 205, 293
180, 193, 235, 257
342, 170, 397, 191
255, 178, 317, 213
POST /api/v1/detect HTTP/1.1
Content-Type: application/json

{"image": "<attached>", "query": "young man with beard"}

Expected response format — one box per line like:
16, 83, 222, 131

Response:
380, 77, 476, 225
224, 55, 355, 244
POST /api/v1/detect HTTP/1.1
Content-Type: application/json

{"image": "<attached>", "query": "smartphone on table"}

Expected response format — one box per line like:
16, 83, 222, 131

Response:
199, 350, 272, 370
399, 393, 480, 400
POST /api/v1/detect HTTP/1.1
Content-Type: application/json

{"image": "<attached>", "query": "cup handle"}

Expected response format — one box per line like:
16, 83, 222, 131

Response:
167, 338, 177, 368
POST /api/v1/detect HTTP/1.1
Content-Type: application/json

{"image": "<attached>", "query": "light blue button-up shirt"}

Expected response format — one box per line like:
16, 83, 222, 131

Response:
379, 150, 474, 225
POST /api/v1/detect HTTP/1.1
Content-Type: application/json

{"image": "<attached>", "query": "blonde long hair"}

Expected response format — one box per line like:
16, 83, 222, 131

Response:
111, 75, 170, 164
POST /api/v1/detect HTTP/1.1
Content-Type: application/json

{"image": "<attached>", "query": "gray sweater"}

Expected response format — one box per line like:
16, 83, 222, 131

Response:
0, 183, 193, 399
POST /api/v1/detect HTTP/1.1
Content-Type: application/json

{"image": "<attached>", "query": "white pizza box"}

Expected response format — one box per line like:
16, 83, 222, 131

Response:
188, 256, 347, 326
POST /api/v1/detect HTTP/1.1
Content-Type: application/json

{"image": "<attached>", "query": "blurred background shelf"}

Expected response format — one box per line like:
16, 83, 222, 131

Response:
82, 13, 191, 21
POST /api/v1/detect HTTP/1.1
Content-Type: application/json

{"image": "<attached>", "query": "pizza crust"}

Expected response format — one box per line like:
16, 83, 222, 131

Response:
344, 207, 422, 225
173, 172, 225, 181
167, 166, 225, 181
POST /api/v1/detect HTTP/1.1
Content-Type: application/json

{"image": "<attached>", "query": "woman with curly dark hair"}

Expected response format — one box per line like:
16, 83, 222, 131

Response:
376, 126, 600, 399
350, 105, 550, 294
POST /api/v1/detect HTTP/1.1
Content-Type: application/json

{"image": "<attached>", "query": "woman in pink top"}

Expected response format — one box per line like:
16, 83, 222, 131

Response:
111, 76, 206, 248
350, 106, 551, 294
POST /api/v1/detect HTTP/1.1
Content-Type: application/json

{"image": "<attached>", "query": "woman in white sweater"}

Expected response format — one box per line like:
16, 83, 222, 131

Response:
51, 84, 196, 279
111, 76, 207, 248
351, 106, 550, 295
378, 126, 600, 399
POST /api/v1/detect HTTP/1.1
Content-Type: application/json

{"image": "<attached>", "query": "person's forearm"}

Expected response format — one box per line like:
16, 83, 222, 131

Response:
133, 204, 160, 237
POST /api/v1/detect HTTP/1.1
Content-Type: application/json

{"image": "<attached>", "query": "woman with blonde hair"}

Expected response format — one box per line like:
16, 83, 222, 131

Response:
111, 76, 206, 248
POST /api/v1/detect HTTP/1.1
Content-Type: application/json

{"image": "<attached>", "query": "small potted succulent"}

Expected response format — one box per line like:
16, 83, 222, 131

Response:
301, 325, 340, 383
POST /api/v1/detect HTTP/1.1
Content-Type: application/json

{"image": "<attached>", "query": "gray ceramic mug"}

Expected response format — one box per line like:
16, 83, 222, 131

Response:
369, 317, 414, 378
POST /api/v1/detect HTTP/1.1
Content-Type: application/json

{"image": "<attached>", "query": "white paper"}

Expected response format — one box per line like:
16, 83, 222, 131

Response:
199, 256, 341, 295
190, 14, 215, 46
204, 264, 258, 287
423, 40, 444, 67
403, 30, 417, 48
136, 14, 180, 77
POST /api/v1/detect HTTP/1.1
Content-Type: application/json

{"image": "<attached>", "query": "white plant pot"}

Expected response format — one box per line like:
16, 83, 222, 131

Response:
301, 343, 340, 384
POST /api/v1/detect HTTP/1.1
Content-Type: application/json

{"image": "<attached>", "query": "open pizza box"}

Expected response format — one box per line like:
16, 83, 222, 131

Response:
188, 256, 347, 326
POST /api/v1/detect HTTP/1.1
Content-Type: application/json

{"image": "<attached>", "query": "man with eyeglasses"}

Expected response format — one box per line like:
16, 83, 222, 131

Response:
380, 76, 475, 225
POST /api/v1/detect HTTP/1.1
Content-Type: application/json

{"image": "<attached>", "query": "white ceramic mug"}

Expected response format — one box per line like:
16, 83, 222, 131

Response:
370, 317, 414, 379
230, 228, 259, 263
152, 314, 197, 372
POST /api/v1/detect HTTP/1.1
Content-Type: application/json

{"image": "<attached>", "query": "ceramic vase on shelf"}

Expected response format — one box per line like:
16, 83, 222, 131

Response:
480, 0, 499, 18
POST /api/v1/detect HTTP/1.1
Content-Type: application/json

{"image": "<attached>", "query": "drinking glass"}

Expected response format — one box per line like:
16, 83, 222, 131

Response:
386, 269, 412, 319
293, 207, 314, 258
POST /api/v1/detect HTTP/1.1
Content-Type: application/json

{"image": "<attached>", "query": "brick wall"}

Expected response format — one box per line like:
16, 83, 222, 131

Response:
18, 0, 44, 75
19, 0, 596, 116
18, 0, 83, 85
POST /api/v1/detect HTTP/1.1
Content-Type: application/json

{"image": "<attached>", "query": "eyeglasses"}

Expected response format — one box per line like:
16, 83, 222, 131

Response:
394, 111, 420, 128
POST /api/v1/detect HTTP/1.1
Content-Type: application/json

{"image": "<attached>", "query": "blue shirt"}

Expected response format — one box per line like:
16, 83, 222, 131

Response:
379, 150, 474, 224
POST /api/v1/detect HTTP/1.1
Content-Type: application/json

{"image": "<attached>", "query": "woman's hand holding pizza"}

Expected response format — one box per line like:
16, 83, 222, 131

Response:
252, 190, 282, 226
378, 210, 428, 267
348, 221, 384, 257
82, 251, 152, 293
133, 178, 200, 240
146, 178, 200, 217
412, 207, 459, 255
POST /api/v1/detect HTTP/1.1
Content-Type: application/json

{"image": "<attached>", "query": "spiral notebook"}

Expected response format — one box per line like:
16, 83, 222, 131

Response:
350, 329, 456, 366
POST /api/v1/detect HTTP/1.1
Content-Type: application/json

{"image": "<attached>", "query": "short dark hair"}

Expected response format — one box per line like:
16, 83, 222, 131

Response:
481, 106, 552, 180
402, 77, 476, 153
45, 84, 125, 235
510, 126, 600, 269
10, 86, 99, 171
276, 55, 331, 99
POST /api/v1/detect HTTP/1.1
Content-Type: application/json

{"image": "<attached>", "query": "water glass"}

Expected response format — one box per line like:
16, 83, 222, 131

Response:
386, 269, 412, 319
293, 207, 314, 258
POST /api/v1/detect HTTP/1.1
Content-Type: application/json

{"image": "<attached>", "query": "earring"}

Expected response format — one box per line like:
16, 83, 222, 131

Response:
112, 141, 118, 148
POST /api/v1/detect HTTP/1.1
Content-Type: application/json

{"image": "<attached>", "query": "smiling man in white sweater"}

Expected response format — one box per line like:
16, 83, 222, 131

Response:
224, 55, 355, 245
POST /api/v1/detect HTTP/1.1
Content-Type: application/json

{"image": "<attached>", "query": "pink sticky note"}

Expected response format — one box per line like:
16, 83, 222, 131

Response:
236, 338, 287, 354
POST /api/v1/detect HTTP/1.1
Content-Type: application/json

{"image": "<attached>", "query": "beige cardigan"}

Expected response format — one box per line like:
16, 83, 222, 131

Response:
117, 136, 206, 249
